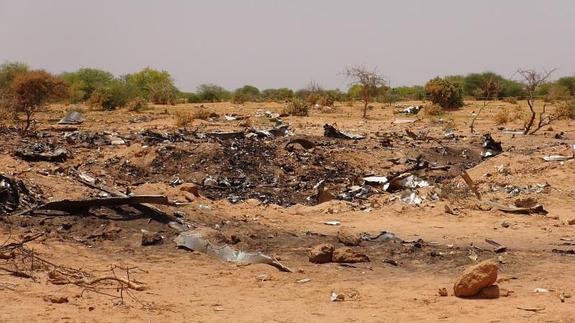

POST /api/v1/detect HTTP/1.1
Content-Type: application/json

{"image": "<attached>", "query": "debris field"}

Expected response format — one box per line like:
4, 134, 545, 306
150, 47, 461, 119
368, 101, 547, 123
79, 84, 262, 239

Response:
1, 101, 574, 322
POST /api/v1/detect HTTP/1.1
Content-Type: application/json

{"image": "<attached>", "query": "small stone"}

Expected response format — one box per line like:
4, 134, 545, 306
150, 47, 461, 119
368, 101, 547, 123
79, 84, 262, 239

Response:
308, 243, 335, 264
567, 219, 575, 225
43, 295, 69, 304
337, 228, 361, 246
141, 230, 164, 246
453, 260, 498, 297
478, 285, 500, 299
332, 247, 370, 263
501, 221, 510, 228
438, 288, 448, 297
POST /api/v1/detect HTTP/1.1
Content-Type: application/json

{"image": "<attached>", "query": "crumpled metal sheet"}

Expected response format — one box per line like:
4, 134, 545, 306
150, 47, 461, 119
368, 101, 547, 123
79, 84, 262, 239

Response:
58, 111, 84, 125
175, 230, 292, 272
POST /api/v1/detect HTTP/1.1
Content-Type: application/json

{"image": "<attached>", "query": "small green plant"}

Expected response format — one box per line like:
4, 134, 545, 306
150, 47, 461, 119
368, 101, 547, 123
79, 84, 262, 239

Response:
282, 98, 310, 116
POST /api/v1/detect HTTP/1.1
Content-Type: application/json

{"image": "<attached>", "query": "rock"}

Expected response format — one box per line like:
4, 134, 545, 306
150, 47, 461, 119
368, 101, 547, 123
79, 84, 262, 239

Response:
337, 228, 361, 246
332, 247, 370, 263
141, 230, 164, 246
180, 184, 200, 197
567, 219, 575, 225
478, 285, 500, 299
309, 243, 334, 264
43, 295, 69, 304
438, 288, 448, 297
453, 260, 498, 297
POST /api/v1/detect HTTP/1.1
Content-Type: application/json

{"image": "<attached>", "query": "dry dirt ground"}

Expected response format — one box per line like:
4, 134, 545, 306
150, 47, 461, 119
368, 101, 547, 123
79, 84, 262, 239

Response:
1, 100, 575, 322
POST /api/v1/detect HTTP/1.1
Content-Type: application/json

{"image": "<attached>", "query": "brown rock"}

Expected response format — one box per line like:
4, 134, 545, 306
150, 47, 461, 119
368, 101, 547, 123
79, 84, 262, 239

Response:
309, 243, 335, 264
332, 247, 370, 263
453, 260, 498, 297
478, 285, 500, 299
180, 183, 200, 197
337, 228, 361, 246
43, 295, 69, 304
567, 218, 575, 225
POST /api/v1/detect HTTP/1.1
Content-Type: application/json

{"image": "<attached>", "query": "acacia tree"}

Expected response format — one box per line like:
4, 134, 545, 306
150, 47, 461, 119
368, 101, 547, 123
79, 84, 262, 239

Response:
517, 68, 556, 134
470, 75, 501, 133
9, 70, 68, 133
345, 66, 385, 118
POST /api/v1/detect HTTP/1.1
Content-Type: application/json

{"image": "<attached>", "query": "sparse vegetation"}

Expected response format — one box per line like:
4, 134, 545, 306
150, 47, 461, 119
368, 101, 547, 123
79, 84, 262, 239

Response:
517, 68, 556, 134
423, 104, 443, 117
554, 99, 575, 119
196, 84, 231, 102
493, 108, 511, 125
345, 66, 386, 118
282, 98, 310, 116
126, 97, 148, 112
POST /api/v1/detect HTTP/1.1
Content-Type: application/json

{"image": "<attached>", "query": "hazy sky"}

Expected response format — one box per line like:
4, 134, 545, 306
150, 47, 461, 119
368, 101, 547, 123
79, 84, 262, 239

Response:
1, 0, 574, 91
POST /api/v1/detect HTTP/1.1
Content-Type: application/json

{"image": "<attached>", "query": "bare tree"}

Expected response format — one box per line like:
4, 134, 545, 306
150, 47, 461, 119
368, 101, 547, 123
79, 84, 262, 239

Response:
517, 68, 556, 134
470, 75, 501, 134
345, 66, 385, 118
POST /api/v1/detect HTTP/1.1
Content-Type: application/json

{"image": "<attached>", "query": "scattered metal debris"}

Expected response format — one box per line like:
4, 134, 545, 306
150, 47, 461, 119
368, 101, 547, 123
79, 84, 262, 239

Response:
174, 230, 292, 272
323, 124, 365, 140
58, 110, 84, 125
481, 134, 502, 158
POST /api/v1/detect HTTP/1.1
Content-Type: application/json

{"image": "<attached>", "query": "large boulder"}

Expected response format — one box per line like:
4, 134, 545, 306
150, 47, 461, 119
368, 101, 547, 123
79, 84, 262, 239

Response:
453, 260, 498, 297
309, 243, 335, 264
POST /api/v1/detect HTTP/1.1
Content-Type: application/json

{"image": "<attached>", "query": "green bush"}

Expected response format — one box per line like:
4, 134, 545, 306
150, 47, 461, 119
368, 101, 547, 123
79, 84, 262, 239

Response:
88, 79, 137, 110
424, 77, 464, 109
125, 68, 179, 104
60, 68, 114, 103
262, 88, 293, 101
0, 61, 29, 90
196, 84, 230, 102
231, 85, 260, 104
282, 98, 310, 116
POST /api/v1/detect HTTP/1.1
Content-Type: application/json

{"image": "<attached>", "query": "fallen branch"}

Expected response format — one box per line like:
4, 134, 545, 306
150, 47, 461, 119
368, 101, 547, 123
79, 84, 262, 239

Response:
461, 171, 482, 200
79, 276, 145, 291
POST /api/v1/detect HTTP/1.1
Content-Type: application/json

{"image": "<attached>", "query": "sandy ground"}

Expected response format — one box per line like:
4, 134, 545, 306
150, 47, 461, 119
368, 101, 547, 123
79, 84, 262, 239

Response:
1, 100, 575, 322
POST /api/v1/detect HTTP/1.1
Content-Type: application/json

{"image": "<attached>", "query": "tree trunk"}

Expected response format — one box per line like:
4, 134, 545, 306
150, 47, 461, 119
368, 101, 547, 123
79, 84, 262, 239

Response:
523, 99, 536, 135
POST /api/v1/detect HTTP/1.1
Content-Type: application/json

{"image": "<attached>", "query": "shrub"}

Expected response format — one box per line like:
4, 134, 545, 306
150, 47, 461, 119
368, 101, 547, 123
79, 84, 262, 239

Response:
125, 68, 179, 104
493, 108, 510, 125
262, 88, 293, 101
231, 85, 260, 104
88, 80, 136, 110
423, 104, 443, 117
424, 77, 464, 109
7, 70, 69, 132
126, 97, 148, 112
282, 98, 309, 116
503, 97, 517, 104
174, 111, 194, 127
554, 100, 575, 119
196, 84, 230, 102
60, 68, 114, 103
0, 61, 29, 90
